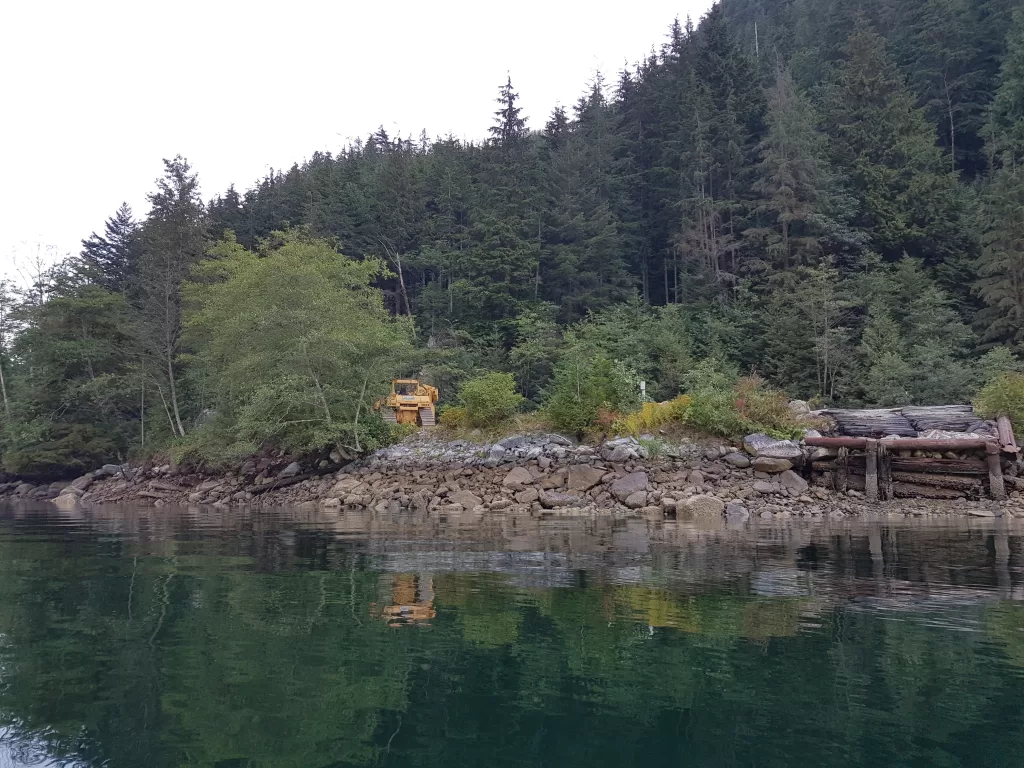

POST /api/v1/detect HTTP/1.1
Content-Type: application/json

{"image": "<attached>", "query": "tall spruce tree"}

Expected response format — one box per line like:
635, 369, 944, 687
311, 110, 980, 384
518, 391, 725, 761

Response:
135, 156, 207, 437
826, 16, 977, 294
747, 67, 834, 272
79, 203, 141, 293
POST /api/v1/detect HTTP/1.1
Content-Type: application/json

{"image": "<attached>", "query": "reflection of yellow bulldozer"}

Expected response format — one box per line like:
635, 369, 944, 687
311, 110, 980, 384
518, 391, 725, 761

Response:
376, 379, 438, 427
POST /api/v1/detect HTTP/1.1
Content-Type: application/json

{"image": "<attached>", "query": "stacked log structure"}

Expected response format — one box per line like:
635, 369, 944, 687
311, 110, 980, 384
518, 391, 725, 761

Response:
806, 437, 1009, 501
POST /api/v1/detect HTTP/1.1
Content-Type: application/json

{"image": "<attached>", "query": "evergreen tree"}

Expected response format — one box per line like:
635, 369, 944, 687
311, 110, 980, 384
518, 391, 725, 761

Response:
747, 68, 834, 272
826, 17, 977, 293
977, 10, 1024, 345
135, 156, 207, 437
79, 203, 141, 293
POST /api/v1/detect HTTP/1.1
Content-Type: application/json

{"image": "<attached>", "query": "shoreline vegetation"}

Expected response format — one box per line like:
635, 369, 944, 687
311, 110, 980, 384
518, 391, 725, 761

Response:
2, 0, 1024, 492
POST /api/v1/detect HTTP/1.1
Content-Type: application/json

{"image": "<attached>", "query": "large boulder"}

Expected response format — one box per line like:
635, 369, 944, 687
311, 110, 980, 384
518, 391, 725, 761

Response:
779, 470, 809, 495
539, 491, 581, 509
624, 491, 648, 509
53, 493, 80, 511
602, 445, 633, 463
743, 433, 803, 461
330, 476, 365, 497
751, 456, 793, 474
611, 472, 649, 502
279, 461, 302, 478
70, 473, 94, 492
515, 487, 540, 504
502, 467, 533, 487
450, 490, 483, 509
567, 465, 605, 492
679, 495, 725, 518
724, 452, 751, 469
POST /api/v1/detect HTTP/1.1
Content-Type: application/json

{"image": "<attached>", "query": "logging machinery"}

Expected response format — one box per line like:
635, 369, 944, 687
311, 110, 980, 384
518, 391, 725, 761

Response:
377, 379, 438, 427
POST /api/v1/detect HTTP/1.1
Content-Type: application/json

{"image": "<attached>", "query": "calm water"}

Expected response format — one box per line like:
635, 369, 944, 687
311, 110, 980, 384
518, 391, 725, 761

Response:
0, 504, 1022, 768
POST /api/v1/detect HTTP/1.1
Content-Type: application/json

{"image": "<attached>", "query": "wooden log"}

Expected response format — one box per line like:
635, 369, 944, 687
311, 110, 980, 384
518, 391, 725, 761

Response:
835, 447, 849, 493
889, 457, 987, 475
890, 472, 982, 491
879, 442, 893, 501
892, 482, 965, 500
987, 441, 1007, 500
245, 462, 349, 496
814, 456, 987, 475
865, 439, 879, 502
997, 415, 1019, 454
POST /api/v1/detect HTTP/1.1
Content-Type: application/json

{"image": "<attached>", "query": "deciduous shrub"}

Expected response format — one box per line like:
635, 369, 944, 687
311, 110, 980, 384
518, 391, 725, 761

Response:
458, 373, 525, 428
975, 372, 1024, 434
438, 406, 468, 429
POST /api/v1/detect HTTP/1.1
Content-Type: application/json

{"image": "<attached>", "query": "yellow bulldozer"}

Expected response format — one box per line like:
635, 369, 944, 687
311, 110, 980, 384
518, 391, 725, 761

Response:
377, 379, 438, 427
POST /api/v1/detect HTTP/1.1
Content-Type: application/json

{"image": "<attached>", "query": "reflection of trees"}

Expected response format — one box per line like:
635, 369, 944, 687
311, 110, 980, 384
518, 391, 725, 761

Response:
0, 511, 1021, 766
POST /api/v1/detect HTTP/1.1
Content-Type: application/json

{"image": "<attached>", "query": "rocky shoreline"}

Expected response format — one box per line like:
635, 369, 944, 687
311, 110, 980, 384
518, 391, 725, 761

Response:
1, 431, 1017, 520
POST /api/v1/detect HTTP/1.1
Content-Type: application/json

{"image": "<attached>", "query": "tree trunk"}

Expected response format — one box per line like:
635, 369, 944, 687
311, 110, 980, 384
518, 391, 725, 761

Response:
167, 351, 186, 436
0, 357, 9, 417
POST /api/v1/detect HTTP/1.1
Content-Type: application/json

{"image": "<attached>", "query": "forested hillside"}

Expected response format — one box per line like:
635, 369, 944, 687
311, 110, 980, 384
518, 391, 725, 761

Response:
4, 0, 1024, 477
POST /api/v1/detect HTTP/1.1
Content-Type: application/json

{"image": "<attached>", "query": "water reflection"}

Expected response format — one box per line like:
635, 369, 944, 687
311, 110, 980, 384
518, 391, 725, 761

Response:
0, 502, 1021, 767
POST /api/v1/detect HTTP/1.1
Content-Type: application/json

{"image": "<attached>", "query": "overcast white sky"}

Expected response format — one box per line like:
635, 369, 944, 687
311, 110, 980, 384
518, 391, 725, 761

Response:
1, 0, 715, 277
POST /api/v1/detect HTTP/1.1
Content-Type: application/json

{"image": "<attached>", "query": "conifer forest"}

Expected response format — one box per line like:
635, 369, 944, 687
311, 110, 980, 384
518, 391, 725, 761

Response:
6, 0, 1024, 477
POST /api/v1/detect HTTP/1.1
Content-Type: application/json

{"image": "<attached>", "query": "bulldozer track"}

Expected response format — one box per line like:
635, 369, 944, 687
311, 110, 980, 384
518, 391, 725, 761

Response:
382, 408, 398, 424
419, 408, 436, 427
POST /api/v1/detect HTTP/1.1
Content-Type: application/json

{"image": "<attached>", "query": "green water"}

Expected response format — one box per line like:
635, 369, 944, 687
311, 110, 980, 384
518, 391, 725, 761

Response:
0, 505, 1022, 767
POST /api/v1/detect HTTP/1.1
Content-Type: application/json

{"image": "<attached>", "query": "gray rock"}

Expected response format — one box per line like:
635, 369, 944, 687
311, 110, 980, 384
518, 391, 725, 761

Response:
751, 456, 793, 474
279, 461, 301, 478
753, 480, 775, 495
779, 470, 809, 495
759, 441, 804, 461
724, 452, 751, 469
679, 495, 726, 518
788, 400, 811, 416
330, 476, 365, 496
603, 445, 632, 463
53, 493, 80, 511
611, 472, 649, 501
624, 491, 648, 509
497, 436, 528, 450
450, 490, 483, 508
320, 497, 342, 508
967, 508, 996, 517
15, 483, 35, 496
502, 467, 533, 487
725, 502, 750, 521
539, 490, 581, 509
515, 487, 540, 504
70, 473, 94, 492
743, 433, 777, 456
567, 465, 605, 492
545, 434, 573, 446
686, 469, 705, 486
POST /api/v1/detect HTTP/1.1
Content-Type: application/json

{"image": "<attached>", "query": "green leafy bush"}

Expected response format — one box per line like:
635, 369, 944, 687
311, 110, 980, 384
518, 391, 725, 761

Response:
438, 406, 467, 429
545, 345, 641, 435
458, 373, 525, 428
975, 372, 1024, 434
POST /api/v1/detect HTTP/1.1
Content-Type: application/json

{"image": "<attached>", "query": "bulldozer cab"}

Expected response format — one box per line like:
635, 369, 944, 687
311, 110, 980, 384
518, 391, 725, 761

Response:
393, 380, 423, 397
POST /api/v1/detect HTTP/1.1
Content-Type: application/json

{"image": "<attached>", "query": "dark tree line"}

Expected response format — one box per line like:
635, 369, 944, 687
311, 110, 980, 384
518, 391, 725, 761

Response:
3, 0, 1024, 475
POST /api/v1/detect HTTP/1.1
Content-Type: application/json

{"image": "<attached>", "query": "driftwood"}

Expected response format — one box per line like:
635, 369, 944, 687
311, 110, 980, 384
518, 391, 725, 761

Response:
823, 409, 916, 437
245, 462, 349, 496
892, 482, 965, 500
890, 472, 982, 491
997, 415, 1020, 453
